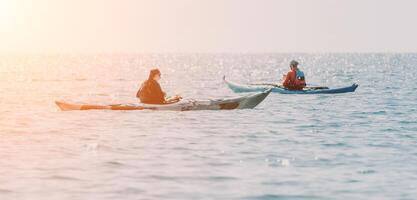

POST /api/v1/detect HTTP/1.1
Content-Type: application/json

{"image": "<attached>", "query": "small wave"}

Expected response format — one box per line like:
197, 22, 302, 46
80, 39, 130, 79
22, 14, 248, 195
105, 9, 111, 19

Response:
262, 180, 299, 186
31, 78, 64, 82
399, 120, 415, 125
367, 143, 394, 148
399, 134, 415, 139
345, 179, 360, 183
84, 143, 100, 151
30, 78, 87, 82
115, 187, 144, 194
243, 194, 324, 200
207, 162, 233, 167
381, 128, 400, 132
147, 175, 177, 181
48, 175, 84, 181
280, 159, 291, 166
0, 188, 13, 194
357, 169, 376, 174
322, 142, 348, 147
208, 176, 238, 181
105, 161, 125, 167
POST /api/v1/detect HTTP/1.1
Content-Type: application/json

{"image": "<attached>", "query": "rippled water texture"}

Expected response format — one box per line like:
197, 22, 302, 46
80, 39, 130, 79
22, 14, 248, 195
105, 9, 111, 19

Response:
0, 54, 416, 199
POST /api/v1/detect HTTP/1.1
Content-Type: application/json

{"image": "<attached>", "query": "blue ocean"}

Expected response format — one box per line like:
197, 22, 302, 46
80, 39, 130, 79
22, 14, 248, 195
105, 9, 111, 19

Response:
0, 53, 416, 199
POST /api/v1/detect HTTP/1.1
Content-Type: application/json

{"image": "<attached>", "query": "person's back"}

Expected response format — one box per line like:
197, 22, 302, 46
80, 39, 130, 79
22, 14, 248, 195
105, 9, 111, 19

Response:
137, 79, 165, 104
282, 60, 306, 90
136, 68, 181, 104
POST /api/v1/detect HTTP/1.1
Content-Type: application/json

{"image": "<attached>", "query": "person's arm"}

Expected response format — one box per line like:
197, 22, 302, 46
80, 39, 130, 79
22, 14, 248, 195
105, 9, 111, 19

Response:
282, 71, 293, 87
164, 97, 181, 104
153, 83, 165, 103
136, 82, 144, 98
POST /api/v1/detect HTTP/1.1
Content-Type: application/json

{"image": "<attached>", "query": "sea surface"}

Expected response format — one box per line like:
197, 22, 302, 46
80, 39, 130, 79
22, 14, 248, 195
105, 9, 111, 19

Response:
0, 53, 416, 200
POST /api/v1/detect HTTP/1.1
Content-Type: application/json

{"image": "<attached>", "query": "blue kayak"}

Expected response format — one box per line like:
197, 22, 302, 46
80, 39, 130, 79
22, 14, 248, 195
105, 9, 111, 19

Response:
224, 76, 358, 94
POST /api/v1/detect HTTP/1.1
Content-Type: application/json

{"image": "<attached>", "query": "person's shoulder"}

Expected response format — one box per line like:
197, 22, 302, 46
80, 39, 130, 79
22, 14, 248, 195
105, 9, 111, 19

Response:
149, 80, 161, 88
149, 79, 159, 85
141, 79, 149, 85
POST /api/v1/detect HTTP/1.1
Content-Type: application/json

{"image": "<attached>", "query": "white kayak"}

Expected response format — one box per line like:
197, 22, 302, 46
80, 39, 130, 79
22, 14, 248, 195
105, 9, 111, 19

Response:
55, 90, 271, 111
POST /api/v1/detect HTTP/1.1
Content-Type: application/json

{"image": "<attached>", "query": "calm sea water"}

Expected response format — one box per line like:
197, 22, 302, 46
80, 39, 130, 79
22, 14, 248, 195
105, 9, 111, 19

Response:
0, 54, 416, 200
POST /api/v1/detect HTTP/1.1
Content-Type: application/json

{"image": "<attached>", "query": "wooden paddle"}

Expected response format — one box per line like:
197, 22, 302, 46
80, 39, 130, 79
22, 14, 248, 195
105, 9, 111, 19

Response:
249, 83, 283, 88
249, 83, 329, 90
305, 86, 329, 90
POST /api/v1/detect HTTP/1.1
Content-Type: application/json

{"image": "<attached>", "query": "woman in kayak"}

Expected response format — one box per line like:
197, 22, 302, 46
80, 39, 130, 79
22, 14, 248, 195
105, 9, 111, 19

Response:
282, 60, 306, 90
136, 69, 181, 104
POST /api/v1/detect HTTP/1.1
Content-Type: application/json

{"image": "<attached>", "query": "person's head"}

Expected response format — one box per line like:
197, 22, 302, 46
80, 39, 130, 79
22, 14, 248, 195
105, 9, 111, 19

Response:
290, 60, 299, 70
148, 68, 161, 81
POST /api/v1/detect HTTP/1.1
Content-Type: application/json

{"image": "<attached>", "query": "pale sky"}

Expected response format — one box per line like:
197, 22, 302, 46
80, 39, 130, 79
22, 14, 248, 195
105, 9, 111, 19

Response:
0, 0, 416, 53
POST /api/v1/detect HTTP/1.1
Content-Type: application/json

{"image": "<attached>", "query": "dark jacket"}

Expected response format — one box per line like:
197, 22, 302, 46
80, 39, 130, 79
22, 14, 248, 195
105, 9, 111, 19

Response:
137, 79, 165, 104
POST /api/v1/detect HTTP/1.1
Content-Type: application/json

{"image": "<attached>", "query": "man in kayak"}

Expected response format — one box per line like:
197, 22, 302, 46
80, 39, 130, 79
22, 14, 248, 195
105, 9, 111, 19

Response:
136, 69, 181, 104
282, 60, 306, 90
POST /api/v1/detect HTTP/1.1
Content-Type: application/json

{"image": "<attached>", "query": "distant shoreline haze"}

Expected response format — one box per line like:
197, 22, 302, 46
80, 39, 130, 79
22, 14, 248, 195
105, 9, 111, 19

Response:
0, 0, 416, 53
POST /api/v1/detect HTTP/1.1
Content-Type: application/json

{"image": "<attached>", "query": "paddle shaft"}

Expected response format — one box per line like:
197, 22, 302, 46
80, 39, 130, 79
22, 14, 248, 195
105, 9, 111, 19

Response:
249, 83, 329, 90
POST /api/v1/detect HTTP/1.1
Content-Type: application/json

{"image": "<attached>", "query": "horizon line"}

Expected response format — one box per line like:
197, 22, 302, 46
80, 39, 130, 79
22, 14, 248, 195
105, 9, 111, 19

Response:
1, 51, 417, 56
